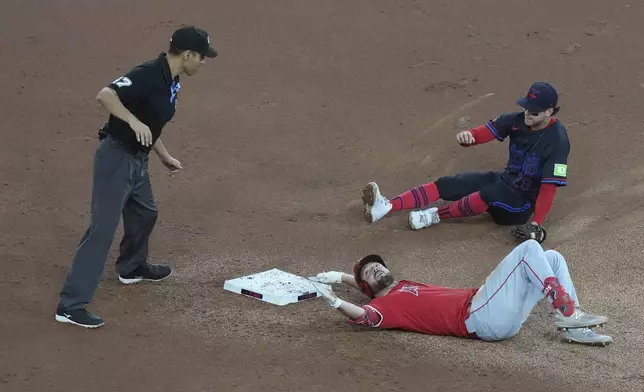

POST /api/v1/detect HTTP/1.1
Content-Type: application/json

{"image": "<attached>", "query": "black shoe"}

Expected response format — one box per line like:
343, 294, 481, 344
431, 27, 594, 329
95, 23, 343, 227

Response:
118, 262, 172, 285
55, 308, 104, 328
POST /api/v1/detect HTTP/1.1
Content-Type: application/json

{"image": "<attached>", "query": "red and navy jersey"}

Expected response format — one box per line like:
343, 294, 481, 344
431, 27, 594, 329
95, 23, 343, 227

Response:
484, 112, 570, 201
349, 280, 478, 338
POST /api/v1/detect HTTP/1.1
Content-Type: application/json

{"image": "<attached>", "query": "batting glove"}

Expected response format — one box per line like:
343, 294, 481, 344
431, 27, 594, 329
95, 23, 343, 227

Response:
310, 282, 343, 309
308, 271, 344, 284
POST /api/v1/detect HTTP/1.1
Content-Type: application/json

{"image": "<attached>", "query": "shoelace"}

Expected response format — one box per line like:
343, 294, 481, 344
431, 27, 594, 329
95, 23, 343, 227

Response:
146, 263, 166, 274
421, 210, 438, 225
570, 309, 585, 320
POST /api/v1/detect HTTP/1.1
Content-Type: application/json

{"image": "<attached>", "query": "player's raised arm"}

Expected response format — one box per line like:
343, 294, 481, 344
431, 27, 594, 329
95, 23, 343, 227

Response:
310, 282, 367, 321
470, 113, 524, 147
456, 125, 496, 147
457, 113, 518, 147
309, 271, 360, 291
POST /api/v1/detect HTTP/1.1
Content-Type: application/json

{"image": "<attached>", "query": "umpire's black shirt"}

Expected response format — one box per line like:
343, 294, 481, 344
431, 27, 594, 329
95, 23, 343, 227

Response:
99, 53, 181, 153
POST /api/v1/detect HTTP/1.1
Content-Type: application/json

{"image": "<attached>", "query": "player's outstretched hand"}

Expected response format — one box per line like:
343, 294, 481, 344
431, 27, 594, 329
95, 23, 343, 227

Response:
308, 271, 343, 284
456, 130, 475, 146
310, 282, 342, 308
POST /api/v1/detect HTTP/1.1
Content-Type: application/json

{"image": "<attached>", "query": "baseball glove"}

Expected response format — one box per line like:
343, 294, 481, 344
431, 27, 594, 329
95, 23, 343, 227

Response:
510, 222, 547, 244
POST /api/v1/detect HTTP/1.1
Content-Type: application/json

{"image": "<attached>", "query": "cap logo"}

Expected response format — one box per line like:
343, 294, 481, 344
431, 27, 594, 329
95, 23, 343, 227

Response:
529, 88, 539, 100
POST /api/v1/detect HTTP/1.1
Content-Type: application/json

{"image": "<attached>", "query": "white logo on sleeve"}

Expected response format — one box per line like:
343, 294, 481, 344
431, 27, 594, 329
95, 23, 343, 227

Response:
112, 77, 132, 88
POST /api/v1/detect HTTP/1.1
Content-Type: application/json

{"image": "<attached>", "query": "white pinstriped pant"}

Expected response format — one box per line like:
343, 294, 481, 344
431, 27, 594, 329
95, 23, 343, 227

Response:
464, 240, 579, 341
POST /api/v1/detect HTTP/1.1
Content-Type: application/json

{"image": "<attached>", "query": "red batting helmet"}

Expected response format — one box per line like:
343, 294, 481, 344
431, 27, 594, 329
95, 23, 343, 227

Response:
353, 254, 388, 298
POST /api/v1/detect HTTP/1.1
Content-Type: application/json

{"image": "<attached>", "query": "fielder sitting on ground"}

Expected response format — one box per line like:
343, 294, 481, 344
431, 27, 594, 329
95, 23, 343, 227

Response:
361, 82, 569, 244
309, 240, 612, 346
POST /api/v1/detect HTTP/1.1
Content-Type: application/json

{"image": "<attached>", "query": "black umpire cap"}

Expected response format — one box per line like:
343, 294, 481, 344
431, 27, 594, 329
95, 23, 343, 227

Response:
170, 26, 218, 58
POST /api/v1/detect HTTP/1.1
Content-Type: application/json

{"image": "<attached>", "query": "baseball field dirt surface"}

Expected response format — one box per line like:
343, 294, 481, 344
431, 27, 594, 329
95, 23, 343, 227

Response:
2, 1, 643, 391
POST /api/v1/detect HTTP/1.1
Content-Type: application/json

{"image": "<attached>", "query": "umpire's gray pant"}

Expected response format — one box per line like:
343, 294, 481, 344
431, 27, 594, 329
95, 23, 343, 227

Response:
58, 135, 158, 311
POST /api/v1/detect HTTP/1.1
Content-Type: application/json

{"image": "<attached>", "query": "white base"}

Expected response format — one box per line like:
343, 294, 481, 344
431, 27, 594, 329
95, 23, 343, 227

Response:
223, 268, 329, 306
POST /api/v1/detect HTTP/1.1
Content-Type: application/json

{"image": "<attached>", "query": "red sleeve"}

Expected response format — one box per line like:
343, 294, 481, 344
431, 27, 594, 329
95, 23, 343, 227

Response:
532, 184, 557, 225
460, 124, 497, 147
347, 305, 383, 328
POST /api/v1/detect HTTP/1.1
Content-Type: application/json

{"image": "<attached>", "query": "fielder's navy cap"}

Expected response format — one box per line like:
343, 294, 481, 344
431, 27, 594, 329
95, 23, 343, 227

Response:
170, 26, 218, 58
516, 82, 558, 112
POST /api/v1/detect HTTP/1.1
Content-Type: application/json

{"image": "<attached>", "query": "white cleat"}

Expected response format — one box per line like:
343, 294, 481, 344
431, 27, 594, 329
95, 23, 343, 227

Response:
555, 309, 608, 330
561, 327, 613, 346
362, 182, 393, 223
408, 207, 440, 230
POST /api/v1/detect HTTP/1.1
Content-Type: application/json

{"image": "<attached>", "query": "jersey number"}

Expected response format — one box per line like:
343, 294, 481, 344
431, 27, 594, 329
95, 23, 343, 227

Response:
112, 77, 132, 88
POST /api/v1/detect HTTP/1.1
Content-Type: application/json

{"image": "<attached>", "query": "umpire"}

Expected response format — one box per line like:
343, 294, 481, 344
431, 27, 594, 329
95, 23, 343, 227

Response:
55, 26, 218, 328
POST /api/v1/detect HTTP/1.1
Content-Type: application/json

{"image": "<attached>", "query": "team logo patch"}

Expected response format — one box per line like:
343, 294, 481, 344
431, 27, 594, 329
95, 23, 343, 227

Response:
112, 77, 132, 88
398, 284, 419, 296
554, 164, 568, 177
170, 81, 181, 104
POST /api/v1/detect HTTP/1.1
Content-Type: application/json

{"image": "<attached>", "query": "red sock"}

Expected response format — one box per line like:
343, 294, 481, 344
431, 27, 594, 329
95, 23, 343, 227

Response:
390, 182, 440, 211
437, 192, 489, 220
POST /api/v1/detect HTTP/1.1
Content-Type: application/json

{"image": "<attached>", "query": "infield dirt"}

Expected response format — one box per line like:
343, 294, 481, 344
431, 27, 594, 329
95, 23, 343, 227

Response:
2, 1, 643, 391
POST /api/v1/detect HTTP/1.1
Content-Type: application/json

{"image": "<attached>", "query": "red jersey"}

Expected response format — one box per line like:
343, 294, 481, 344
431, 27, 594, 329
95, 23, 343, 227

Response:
349, 280, 478, 338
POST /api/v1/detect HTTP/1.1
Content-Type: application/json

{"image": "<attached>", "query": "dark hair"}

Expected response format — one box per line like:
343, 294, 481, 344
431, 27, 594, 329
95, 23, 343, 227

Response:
168, 42, 186, 56
168, 44, 203, 60
551, 106, 560, 116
